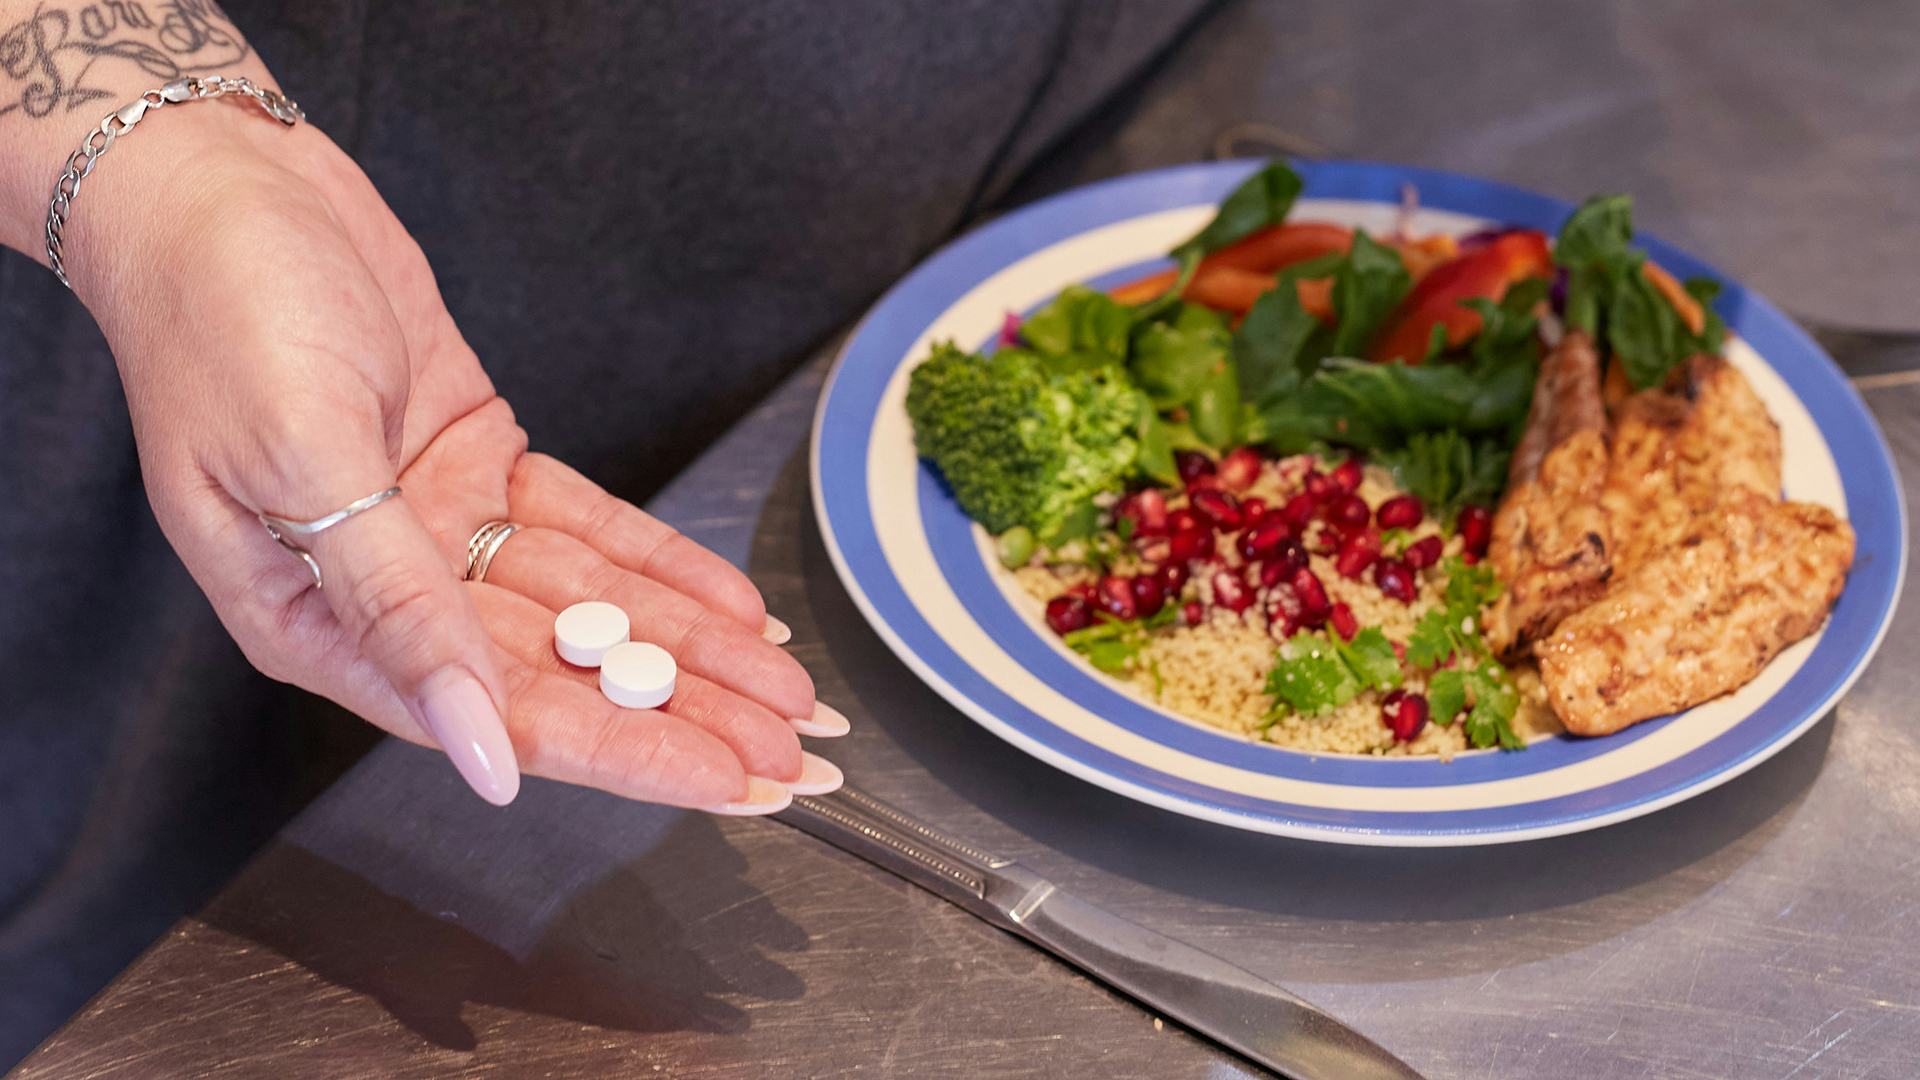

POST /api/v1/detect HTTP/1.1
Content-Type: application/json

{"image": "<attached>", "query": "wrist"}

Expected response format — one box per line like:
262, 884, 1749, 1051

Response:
0, 1, 279, 263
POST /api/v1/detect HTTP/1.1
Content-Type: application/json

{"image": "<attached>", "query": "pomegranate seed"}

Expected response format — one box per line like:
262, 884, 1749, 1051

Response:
1382, 689, 1430, 742
1131, 573, 1166, 618
1392, 641, 1406, 663
1095, 575, 1137, 620
1329, 601, 1359, 641
1268, 582, 1304, 633
1167, 508, 1201, 535
1291, 567, 1331, 621
1303, 470, 1340, 504
1281, 493, 1320, 529
1374, 556, 1416, 602
1309, 525, 1342, 555
1175, 450, 1215, 484
1157, 561, 1190, 596
1211, 567, 1254, 613
1135, 537, 1171, 564
1259, 539, 1310, 585
1186, 472, 1223, 494
1217, 446, 1263, 492
1169, 528, 1215, 563
1065, 582, 1096, 602
1462, 550, 1481, 566
1115, 488, 1170, 537
1240, 496, 1268, 521
1403, 534, 1444, 570
1376, 494, 1423, 530
1328, 493, 1371, 531
1045, 595, 1092, 635
1334, 528, 1382, 579
1237, 517, 1291, 563
1182, 600, 1205, 626
1458, 504, 1493, 557
1331, 457, 1364, 494
1189, 489, 1244, 531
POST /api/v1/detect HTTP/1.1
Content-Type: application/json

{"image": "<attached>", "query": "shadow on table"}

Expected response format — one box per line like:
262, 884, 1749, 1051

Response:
771, 449, 1827, 983
199, 807, 805, 1051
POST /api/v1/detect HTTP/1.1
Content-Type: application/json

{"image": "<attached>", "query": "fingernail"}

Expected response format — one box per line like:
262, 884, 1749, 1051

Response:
702, 775, 792, 816
418, 667, 521, 806
762, 614, 793, 645
788, 752, 844, 796
789, 701, 850, 738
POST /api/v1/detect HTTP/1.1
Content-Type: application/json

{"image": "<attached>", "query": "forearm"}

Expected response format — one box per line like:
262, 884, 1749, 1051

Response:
0, 0, 281, 272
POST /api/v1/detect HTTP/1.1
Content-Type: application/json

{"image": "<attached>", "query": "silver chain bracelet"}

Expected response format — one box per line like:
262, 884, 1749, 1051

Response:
45, 74, 305, 289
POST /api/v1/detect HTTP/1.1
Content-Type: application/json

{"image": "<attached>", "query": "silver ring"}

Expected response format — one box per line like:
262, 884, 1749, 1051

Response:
258, 486, 403, 589
465, 520, 521, 583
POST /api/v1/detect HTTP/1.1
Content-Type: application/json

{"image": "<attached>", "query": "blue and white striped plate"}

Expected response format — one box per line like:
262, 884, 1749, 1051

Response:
810, 160, 1905, 846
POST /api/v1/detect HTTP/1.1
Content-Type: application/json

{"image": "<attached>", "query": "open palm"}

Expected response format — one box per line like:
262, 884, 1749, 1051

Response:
79, 111, 825, 809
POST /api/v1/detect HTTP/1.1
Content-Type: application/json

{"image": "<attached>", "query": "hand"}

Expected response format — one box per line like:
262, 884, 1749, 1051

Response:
57, 103, 834, 810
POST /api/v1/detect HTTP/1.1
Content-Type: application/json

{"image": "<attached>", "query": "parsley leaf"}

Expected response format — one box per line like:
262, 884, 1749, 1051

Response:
1062, 605, 1178, 674
1429, 667, 1523, 749
1266, 631, 1361, 716
1334, 627, 1403, 693
1404, 556, 1502, 668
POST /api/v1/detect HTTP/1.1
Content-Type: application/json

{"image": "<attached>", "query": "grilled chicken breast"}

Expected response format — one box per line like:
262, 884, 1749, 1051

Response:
1536, 488, 1853, 736
1485, 330, 1613, 660
1603, 353, 1782, 577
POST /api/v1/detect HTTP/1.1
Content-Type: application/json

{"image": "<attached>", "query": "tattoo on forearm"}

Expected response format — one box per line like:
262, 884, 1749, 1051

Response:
0, 0, 248, 121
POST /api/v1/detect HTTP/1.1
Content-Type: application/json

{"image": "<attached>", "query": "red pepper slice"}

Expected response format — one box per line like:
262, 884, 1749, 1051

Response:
1366, 230, 1552, 365
1107, 222, 1353, 307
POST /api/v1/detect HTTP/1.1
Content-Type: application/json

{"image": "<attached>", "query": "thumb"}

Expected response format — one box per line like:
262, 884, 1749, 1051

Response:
305, 489, 522, 805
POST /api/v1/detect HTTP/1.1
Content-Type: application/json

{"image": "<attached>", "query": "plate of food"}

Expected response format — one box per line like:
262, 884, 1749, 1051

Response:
810, 158, 1903, 845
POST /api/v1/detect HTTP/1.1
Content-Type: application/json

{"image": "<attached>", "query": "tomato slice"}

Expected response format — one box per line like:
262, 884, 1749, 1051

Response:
1366, 230, 1552, 365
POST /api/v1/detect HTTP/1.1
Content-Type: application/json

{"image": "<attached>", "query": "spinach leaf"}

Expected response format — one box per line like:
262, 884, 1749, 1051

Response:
1234, 252, 1344, 407
1020, 285, 1132, 371
1329, 231, 1411, 358
1553, 193, 1727, 390
1133, 390, 1179, 485
1171, 161, 1305, 261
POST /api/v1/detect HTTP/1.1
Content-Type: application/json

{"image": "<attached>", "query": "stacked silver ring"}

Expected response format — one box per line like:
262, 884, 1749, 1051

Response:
466, 520, 521, 582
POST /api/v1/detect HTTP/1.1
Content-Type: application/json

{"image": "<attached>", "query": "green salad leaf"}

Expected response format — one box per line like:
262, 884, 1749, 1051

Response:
1427, 666, 1523, 750
1171, 161, 1304, 261
1131, 303, 1242, 449
1328, 231, 1412, 358
1555, 194, 1727, 391
1375, 430, 1510, 527
1063, 605, 1178, 673
1266, 631, 1361, 716
1018, 285, 1133, 372
1335, 627, 1404, 693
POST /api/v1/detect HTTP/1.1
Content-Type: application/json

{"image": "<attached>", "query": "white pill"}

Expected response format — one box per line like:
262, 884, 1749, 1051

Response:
554, 601, 630, 667
600, 641, 677, 709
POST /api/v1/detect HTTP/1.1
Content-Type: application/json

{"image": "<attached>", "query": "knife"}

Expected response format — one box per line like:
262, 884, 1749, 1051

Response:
775, 786, 1423, 1080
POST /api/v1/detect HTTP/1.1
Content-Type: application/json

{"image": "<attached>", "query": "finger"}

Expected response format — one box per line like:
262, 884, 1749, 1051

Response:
304, 491, 521, 805
397, 396, 525, 573
476, 582, 804, 781
507, 453, 781, 638
483, 524, 817, 723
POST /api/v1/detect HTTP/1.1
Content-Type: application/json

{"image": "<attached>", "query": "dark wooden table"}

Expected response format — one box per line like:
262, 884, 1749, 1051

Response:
17, 2, 1920, 1076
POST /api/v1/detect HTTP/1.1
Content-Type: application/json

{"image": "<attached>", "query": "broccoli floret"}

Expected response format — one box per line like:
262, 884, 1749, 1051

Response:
905, 341, 1140, 541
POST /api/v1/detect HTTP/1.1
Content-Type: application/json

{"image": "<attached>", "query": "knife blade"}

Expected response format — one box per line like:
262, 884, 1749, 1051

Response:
774, 786, 1423, 1080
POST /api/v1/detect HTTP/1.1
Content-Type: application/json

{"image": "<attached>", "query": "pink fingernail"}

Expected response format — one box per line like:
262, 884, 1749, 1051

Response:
789, 701, 850, 738
762, 614, 793, 645
788, 752, 844, 796
418, 667, 521, 806
702, 776, 792, 816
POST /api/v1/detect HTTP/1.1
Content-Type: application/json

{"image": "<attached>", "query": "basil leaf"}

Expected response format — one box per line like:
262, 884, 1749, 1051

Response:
1171, 161, 1305, 260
